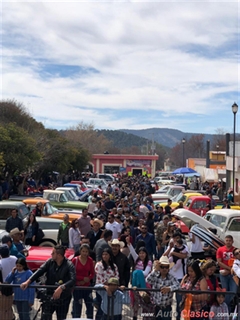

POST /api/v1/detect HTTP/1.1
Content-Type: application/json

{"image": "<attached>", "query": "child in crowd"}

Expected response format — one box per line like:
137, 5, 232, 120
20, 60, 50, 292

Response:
5, 258, 35, 320
209, 291, 229, 320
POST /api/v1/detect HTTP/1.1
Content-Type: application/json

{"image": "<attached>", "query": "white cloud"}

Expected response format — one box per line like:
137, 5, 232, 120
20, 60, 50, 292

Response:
1, 1, 238, 134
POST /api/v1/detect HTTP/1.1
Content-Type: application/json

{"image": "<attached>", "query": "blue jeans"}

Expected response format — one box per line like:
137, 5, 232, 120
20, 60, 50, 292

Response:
72, 288, 93, 319
15, 300, 30, 320
155, 304, 172, 320
219, 274, 237, 309
176, 279, 182, 320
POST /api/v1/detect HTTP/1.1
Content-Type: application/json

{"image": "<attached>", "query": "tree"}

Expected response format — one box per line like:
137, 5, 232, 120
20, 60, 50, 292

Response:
212, 128, 226, 151
64, 122, 111, 154
0, 123, 41, 178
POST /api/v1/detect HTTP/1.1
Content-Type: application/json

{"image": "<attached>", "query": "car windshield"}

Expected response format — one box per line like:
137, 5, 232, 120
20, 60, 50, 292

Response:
205, 213, 227, 229
60, 194, 68, 202
227, 218, 240, 231
175, 193, 186, 203
19, 206, 30, 219
69, 189, 78, 198
44, 203, 55, 215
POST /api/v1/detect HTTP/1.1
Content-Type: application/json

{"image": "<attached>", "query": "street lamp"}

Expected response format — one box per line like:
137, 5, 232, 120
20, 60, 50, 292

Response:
182, 138, 186, 167
216, 145, 219, 160
232, 102, 238, 201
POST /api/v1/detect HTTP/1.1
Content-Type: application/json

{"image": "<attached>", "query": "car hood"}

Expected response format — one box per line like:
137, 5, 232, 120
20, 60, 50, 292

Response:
190, 224, 224, 250
173, 208, 216, 230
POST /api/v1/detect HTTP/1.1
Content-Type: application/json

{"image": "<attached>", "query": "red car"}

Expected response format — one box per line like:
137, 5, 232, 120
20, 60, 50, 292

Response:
26, 246, 75, 271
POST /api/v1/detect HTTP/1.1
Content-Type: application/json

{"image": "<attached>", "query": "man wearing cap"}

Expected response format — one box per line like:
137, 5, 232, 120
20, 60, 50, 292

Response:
2, 235, 25, 259
110, 239, 130, 287
146, 256, 180, 320
95, 277, 130, 320
5, 208, 24, 233
87, 218, 104, 250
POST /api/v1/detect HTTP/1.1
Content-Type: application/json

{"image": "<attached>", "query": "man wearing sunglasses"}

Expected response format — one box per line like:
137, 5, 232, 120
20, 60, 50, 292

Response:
146, 256, 180, 320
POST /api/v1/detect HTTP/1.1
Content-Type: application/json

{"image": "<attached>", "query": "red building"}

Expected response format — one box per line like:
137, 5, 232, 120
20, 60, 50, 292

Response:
90, 154, 159, 176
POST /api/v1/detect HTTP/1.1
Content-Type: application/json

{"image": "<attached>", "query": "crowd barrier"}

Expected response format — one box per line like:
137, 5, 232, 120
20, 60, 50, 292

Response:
0, 283, 239, 320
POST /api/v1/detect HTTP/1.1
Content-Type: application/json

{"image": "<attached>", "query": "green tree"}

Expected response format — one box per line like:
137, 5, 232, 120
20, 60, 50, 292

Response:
0, 123, 41, 178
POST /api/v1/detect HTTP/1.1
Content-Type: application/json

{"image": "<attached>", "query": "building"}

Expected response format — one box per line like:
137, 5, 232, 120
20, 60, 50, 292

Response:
90, 154, 159, 177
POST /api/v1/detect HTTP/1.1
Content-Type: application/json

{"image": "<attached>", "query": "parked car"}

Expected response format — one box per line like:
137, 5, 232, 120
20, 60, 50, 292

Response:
173, 208, 240, 248
87, 178, 108, 193
96, 173, 115, 182
43, 190, 88, 210
22, 198, 82, 222
155, 185, 171, 194
56, 187, 79, 201
157, 192, 203, 209
63, 183, 85, 197
0, 201, 29, 230
70, 181, 89, 192
152, 185, 184, 202
0, 230, 74, 270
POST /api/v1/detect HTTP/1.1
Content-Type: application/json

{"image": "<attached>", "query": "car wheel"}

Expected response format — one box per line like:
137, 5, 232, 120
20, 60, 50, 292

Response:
39, 240, 56, 247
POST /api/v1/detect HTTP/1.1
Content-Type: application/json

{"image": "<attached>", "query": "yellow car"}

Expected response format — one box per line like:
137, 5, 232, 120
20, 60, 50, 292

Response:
155, 192, 202, 209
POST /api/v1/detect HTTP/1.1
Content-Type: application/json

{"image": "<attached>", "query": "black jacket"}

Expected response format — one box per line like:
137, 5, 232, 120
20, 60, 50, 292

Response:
112, 251, 130, 287
86, 229, 103, 250
29, 257, 76, 298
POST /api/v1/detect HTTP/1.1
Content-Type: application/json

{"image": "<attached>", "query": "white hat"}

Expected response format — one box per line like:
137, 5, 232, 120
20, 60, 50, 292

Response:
159, 256, 175, 269
9, 228, 24, 237
90, 218, 104, 228
108, 239, 125, 248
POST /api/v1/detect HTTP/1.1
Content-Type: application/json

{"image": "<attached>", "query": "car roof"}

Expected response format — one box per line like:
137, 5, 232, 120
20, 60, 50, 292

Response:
35, 217, 61, 223
57, 187, 75, 191
23, 198, 49, 204
0, 201, 27, 208
207, 208, 240, 217
44, 190, 64, 194
187, 195, 210, 200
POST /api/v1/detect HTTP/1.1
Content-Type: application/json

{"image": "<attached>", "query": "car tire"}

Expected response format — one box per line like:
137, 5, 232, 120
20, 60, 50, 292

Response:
39, 240, 56, 247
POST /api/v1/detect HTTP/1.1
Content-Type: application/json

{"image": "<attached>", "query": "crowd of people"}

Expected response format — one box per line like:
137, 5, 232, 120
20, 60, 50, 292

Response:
0, 174, 239, 320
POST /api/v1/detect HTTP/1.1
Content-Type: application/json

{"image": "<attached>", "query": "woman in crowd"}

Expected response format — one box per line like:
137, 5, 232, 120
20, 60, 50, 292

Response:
71, 244, 95, 319
24, 213, 39, 245
5, 258, 35, 320
181, 260, 209, 319
95, 248, 119, 320
126, 236, 153, 320
201, 260, 219, 307
69, 219, 81, 254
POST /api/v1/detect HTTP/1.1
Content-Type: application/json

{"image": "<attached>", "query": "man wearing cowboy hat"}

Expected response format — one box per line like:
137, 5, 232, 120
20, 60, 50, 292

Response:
87, 218, 104, 250
146, 256, 180, 320
109, 239, 130, 287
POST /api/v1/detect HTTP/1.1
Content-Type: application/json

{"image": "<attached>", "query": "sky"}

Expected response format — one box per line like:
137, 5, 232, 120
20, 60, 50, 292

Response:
1, 0, 239, 135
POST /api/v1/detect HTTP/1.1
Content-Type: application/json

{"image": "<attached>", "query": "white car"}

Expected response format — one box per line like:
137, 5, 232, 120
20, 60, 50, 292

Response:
173, 208, 240, 248
35, 217, 60, 247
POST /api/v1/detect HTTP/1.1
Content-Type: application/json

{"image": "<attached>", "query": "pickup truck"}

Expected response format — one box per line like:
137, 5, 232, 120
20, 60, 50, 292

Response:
185, 195, 211, 216
173, 208, 240, 249
23, 198, 82, 222
43, 190, 88, 210
158, 192, 203, 209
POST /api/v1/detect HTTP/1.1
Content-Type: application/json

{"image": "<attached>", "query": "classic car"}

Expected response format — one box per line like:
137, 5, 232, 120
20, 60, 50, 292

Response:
43, 190, 88, 210
0, 229, 74, 270
152, 185, 185, 202
173, 208, 240, 248
70, 181, 89, 192
22, 198, 81, 222
56, 187, 80, 201
157, 192, 203, 209
63, 183, 85, 197
86, 178, 108, 193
